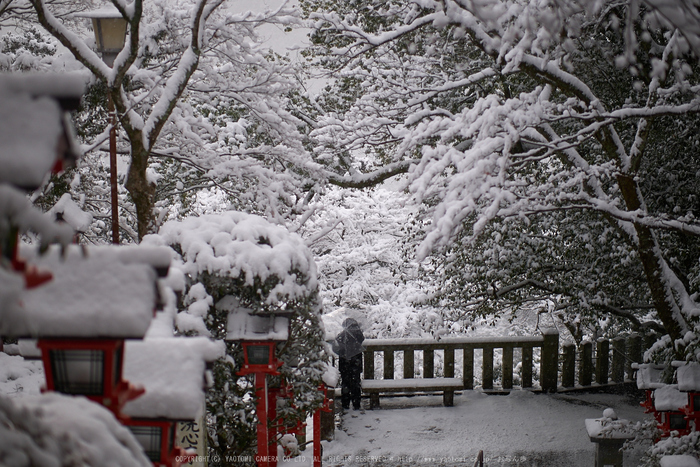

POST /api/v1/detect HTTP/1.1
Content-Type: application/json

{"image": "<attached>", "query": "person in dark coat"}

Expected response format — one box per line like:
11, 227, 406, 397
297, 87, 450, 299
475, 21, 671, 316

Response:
332, 318, 365, 410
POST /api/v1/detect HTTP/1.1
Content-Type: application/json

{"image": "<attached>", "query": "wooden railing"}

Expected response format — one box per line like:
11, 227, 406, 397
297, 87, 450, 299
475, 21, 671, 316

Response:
361, 330, 650, 393
560, 334, 650, 388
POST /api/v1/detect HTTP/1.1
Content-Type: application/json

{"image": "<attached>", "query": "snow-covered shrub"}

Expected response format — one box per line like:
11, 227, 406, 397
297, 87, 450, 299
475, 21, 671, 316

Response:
143, 212, 328, 465
633, 425, 699, 466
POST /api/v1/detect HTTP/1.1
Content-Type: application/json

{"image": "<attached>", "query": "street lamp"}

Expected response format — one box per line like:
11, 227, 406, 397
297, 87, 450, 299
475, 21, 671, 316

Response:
78, 7, 128, 244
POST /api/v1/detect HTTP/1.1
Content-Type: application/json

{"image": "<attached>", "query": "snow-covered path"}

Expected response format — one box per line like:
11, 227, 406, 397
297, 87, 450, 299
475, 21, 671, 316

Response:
284, 389, 649, 467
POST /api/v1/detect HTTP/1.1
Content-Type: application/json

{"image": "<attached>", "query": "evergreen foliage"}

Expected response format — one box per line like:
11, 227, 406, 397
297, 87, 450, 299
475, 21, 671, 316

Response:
143, 212, 328, 465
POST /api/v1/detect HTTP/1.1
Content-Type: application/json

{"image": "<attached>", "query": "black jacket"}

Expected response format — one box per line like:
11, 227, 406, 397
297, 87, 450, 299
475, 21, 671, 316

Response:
332, 318, 365, 359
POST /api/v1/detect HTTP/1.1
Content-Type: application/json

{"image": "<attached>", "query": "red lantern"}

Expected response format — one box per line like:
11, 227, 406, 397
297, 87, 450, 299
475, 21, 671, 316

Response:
123, 419, 196, 467
225, 306, 293, 467
38, 338, 144, 413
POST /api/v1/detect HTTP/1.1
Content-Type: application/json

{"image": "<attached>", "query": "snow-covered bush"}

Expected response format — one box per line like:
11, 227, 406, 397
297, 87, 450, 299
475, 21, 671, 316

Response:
143, 211, 328, 465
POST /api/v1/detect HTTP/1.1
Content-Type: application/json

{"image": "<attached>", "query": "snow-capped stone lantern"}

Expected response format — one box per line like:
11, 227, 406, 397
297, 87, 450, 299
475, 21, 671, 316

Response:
584, 408, 634, 467
0, 245, 171, 416
225, 297, 292, 467
122, 338, 225, 467
676, 362, 700, 430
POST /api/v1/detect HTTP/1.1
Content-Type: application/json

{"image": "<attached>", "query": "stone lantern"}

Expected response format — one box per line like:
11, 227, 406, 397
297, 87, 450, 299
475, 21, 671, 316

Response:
585, 408, 634, 467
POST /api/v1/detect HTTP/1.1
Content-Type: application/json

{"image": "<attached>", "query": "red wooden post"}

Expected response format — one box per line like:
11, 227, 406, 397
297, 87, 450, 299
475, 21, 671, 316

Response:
313, 408, 321, 467
255, 373, 274, 467
267, 385, 280, 465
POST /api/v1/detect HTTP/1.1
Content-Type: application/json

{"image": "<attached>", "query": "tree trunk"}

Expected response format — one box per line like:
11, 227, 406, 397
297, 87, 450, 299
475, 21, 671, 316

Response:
617, 173, 688, 346
124, 142, 156, 241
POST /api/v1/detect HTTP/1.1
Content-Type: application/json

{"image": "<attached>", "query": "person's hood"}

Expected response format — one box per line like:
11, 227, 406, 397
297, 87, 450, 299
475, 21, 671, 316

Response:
342, 318, 360, 329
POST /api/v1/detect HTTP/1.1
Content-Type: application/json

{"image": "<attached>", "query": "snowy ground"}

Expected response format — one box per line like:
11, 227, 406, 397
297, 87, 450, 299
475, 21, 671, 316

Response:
2, 349, 652, 467
282, 388, 649, 467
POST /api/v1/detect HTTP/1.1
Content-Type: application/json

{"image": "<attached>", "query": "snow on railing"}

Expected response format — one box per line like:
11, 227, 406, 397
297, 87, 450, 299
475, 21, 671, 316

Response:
360, 331, 652, 393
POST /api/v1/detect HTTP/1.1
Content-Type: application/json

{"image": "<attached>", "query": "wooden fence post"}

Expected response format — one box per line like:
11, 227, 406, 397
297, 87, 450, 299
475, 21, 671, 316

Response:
541, 330, 559, 392
503, 346, 514, 390
626, 334, 642, 381
562, 343, 576, 388
579, 341, 593, 387
364, 349, 374, 380
404, 349, 415, 379
463, 347, 474, 390
611, 337, 625, 383
596, 339, 610, 385
482, 347, 494, 390
383, 350, 394, 380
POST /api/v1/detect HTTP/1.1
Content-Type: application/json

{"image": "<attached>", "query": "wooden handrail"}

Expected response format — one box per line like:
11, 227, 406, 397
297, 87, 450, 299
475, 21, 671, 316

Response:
361, 331, 559, 392
363, 335, 545, 350
349, 331, 652, 394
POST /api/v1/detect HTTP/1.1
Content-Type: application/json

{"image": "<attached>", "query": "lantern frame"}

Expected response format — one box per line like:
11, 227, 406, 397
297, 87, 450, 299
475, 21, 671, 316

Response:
77, 8, 128, 66
37, 338, 144, 412
239, 341, 282, 375
125, 419, 196, 467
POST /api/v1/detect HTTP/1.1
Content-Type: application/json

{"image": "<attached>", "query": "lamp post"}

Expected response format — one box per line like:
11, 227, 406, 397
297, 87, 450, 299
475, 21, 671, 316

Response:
78, 7, 128, 244
226, 305, 292, 467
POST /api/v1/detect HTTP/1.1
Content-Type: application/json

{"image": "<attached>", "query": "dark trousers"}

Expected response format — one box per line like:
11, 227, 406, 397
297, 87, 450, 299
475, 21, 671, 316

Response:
339, 353, 362, 409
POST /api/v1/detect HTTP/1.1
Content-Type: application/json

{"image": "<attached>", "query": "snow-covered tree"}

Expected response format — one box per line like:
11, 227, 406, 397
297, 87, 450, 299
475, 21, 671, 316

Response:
302, 0, 700, 357
299, 182, 447, 338
22, 0, 316, 241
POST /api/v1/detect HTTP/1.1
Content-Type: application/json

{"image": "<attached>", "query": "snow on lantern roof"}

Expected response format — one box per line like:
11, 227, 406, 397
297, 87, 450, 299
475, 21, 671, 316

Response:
0, 245, 171, 338
660, 455, 700, 467
677, 362, 700, 392
584, 411, 634, 440
0, 73, 86, 191
122, 337, 225, 420
654, 385, 689, 412
221, 296, 291, 341
75, 6, 123, 19
225, 310, 290, 342
634, 363, 667, 390
0, 73, 86, 110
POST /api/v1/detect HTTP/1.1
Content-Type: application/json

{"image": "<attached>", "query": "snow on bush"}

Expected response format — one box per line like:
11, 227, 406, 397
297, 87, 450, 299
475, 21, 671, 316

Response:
143, 211, 328, 464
